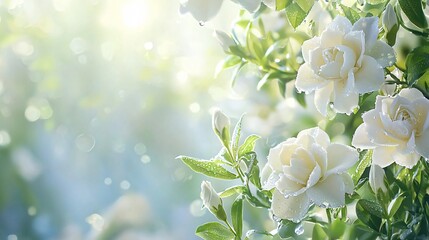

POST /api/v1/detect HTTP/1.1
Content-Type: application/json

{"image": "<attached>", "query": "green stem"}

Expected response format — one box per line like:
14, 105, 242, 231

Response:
224, 220, 238, 238
326, 209, 332, 223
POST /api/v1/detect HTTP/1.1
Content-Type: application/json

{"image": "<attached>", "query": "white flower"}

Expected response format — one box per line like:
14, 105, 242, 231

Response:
369, 164, 387, 194
231, 0, 261, 12
214, 30, 236, 53
352, 88, 429, 168
212, 108, 230, 137
261, 127, 358, 222
200, 181, 222, 214
382, 4, 398, 33
296, 16, 396, 116
179, 0, 224, 22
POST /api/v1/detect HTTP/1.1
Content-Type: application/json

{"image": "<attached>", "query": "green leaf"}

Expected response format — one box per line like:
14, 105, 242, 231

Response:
356, 199, 383, 231
398, 0, 428, 29
353, 150, 372, 184
231, 115, 244, 154
293, 88, 306, 107
312, 224, 328, 239
295, 0, 314, 12
328, 219, 346, 239
231, 61, 247, 87
278, 220, 299, 238
388, 194, 404, 217
178, 156, 238, 180
285, 3, 307, 29
275, 0, 292, 11
246, 23, 264, 60
357, 199, 384, 219
406, 45, 429, 86
340, 4, 360, 24
196, 222, 235, 240
215, 56, 242, 78
238, 134, 260, 157
220, 186, 246, 198
231, 196, 243, 238
277, 79, 287, 98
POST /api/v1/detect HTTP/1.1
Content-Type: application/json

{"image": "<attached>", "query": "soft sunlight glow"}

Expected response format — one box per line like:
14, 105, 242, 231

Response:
121, 1, 147, 30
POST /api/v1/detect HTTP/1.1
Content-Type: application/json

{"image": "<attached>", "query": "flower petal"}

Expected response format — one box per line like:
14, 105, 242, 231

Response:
327, 16, 352, 33
231, 0, 261, 12
262, 0, 275, 9
326, 143, 359, 176
372, 146, 396, 168
276, 174, 305, 195
267, 139, 297, 171
352, 16, 379, 50
295, 63, 328, 93
182, 0, 224, 22
321, 29, 345, 49
340, 173, 354, 194
307, 174, 346, 208
314, 82, 334, 116
354, 56, 384, 93
302, 37, 321, 63
332, 81, 359, 114
336, 45, 357, 78
297, 127, 331, 149
343, 31, 365, 66
272, 190, 311, 221
416, 128, 429, 159
366, 40, 396, 68
398, 88, 425, 101
352, 123, 376, 149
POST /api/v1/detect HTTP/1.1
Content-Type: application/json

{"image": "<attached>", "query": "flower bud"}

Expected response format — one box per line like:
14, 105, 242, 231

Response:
212, 109, 230, 145
214, 30, 235, 53
200, 181, 226, 220
382, 4, 399, 46
382, 4, 398, 32
369, 164, 387, 194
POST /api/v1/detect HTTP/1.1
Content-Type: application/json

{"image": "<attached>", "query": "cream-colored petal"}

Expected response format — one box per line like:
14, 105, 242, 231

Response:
416, 128, 429, 159
354, 56, 384, 94
319, 61, 342, 79
182, 0, 224, 22
413, 98, 429, 132
297, 127, 331, 149
366, 40, 396, 68
307, 163, 322, 188
336, 45, 357, 78
302, 37, 321, 63
352, 124, 376, 149
268, 139, 296, 171
311, 143, 328, 176
327, 16, 352, 33
314, 82, 334, 116
321, 29, 345, 49
398, 88, 425, 101
276, 174, 305, 195
306, 174, 346, 208
392, 147, 420, 169
295, 63, 328, 93
261, 164, 277, 190
272, 190, 311, 221
340, 173, 354, 194
343, 31, 365, 66
231, 0, 261, 12
372, 146, 396, 168
326, 143, 359, 176
309, 47, 324, 73
352, 17, 379, 50
332, 81, 359, 114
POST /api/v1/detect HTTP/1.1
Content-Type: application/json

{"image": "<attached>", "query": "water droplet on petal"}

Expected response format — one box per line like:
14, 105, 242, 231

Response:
198, 21, 205, 26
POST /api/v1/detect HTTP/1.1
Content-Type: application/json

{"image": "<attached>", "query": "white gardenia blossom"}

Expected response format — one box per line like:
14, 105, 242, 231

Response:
200, 181, 222, 214
179, 0, 224, 22
212, 108, 230, 136
261, 127, 358, 222
369, 164, 387, 194
352, 88, 429, 168
295, 16, 396, 116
